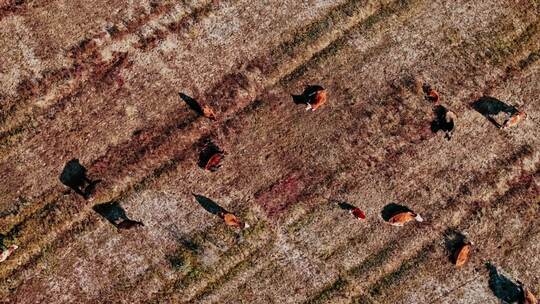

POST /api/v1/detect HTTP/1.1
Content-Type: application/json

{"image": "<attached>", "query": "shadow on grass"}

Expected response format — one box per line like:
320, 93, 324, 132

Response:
179, 92, 204, 116
337, 201, 356, 211
431, 105, 455, 140
193, 194, 226, 216
0, 234, 7, 251
59, 159, 101, 199
164, 223, 200, 252
93, 201, 144, 230
471, 96, 517, 128
486, 262, 523, 303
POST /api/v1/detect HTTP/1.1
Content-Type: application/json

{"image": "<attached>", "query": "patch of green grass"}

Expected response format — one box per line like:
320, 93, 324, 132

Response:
162, 212, 271, 299
167, 254, 185, 271
186, 267, 203, 281
352, 296, 376, 304
174, 263, 206, 291
242, 220, 266, 238
444, 27, 462, 45
286, 208, 319, 234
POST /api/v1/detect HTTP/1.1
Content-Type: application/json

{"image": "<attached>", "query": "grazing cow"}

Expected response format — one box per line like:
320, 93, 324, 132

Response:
219, 212, 249, 229
472, 96, 527, 129
454, 243, 471, 267
387, 211, 423, 226
519, 282, 539, 304
381, 203, 423, 226
504, 111, 527, 128
198, 141, 224, 172
422, 84, 456, 139
193, 194, 249, 229
431, 105, 457, 140
201, 105, 217, 120
179, 92, 217, 120
423, 83, 440, 103
337, 201, 366, 220
205, 153, 224, 171
59, 159, 97, 199
292, 85, 328, 111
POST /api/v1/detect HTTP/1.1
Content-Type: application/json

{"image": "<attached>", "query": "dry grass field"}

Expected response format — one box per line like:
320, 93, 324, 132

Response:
0, 0, 539, 303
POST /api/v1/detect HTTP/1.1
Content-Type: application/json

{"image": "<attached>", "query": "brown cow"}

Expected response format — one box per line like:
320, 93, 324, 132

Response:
219, 212, 249, 229
292, 85, 328, 111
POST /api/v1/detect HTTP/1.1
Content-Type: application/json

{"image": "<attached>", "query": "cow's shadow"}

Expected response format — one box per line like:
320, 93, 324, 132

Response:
93, 201, 144, 230
179, 92, 204, 116
193, 194, 226, 216
0, 234, 7, 251
431, 105, 455, 139
337, 201, 356, 211
471, 96, 518, 128
486, 262, 523, 303
59, 159, 100, 199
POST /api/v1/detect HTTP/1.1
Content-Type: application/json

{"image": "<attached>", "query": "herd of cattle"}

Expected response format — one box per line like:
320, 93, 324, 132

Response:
0, 81, 535, 303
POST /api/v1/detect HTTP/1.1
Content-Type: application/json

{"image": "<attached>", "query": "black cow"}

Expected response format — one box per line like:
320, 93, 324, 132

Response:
59, 159, 97, 199
472, 97, 526, 129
